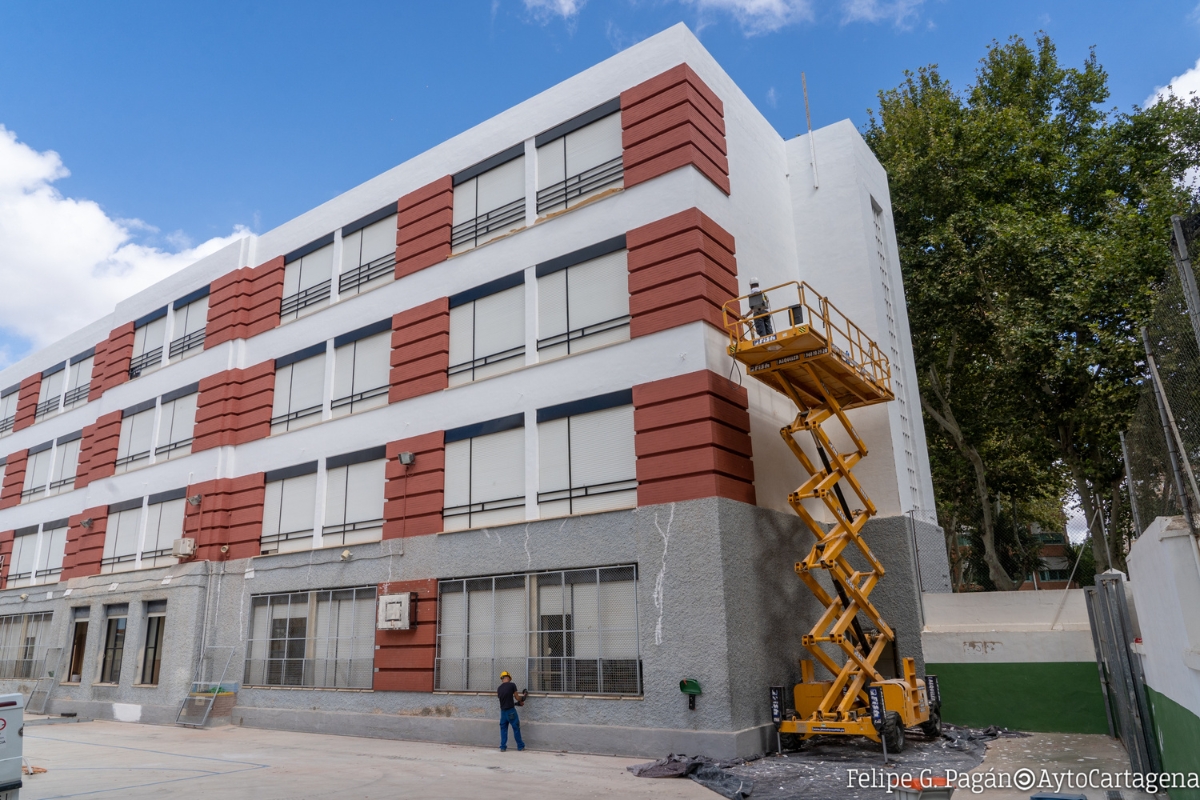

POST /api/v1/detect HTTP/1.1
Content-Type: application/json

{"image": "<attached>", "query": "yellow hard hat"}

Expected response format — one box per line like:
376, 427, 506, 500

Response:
500, 671, 511, 678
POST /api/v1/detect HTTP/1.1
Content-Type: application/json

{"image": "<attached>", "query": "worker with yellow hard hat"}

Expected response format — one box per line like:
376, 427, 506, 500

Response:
497, 670, 526, 752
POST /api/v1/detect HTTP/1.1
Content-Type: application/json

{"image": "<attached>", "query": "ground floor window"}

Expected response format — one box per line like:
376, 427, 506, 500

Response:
0, 611, 52, 678
100, 605, 128, 684
244, 586, 376, 689
435, 565, 640, 695
67, 608, 88, 683
140, 600, 167, 685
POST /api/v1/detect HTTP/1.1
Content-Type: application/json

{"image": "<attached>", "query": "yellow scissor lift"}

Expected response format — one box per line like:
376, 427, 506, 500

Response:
722, 281, 939, 753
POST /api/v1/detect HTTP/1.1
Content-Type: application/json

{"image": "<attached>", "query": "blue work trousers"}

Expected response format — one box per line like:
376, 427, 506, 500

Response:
499, 708, 524, 751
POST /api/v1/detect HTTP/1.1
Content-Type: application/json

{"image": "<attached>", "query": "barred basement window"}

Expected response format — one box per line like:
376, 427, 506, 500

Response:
129, 307, 167, 379
435, 565, 640, 695
537, 239, 629, 360
443, 417, 526, 532
142, 492, 186, 568
538, 394, 636, 518
100, 605, 128, 684
9, 519, 66, 587
49, 431, 82, 494
536, 101, 622, 215
155, 384, 198, 460
331, 321, 390, 418
272, 345, 326, 433
140, 600, 167, 685
452, 146, 526, 252
64, 350, 94, 409
102, 501, 144, 573
340, 206, 397, 298
20, 441, 54, 502
0, 612, 52, 679
0, 387, 17, 437
281, 235, 334, 321
35, 361, 66, 421
323, 447, 386, 547
169, 287, 209, 361
448, 274, 525, 387
244, 586, 376, 689
115, 401, 157, 473
261, 463, 318, 554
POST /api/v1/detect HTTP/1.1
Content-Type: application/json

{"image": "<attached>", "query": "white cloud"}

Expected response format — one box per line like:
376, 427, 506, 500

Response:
840, 0, 924, 28
523, 0, 586, 20
678, 0, 814, 35
1146, 56, 1200, 106
0, 124, 248, 363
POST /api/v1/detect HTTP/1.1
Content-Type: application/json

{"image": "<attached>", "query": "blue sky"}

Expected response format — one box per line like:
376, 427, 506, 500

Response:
0, 0, 1198, 364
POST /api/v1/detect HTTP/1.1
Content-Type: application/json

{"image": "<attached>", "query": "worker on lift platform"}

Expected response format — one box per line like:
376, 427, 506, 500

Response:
746, 278, 774, 337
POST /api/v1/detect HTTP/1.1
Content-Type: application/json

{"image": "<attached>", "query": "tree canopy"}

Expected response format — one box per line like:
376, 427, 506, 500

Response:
864, 34, 1200, 588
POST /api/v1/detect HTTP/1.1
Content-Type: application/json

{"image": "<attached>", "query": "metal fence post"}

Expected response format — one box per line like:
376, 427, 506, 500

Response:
1142, 327, 1197, 535
1170, 214, 1200, 353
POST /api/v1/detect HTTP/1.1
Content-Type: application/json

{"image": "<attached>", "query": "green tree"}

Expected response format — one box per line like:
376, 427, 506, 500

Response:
865, 34, 1200, 588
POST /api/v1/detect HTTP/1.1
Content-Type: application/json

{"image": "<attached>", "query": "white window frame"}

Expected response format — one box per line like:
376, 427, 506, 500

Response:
537, 394, 637, 519
322, 447, 386, 548
0, 387, 18, 437
155, 384, 198, 461
339, 205, 397, 298
129, 308, 168, 379
536, 238, 630, 360
141, 493, 186, 569
451, 145, 526, 252
33, 521, 68, 585
49, 432, 82, 495
331, 321, 391, 418
281, 236, 335, 321
169, 287, 209, 361
261, 463, 320, 555
535, 100, 623, 215
443, 417, 527, 532
448, 274, 526, 387
101, 499, 146, 574
20, 441, 55, 503
34, 362, 67, 421
64, 350, 94, 410
271, 345, 327, 434
115, 400, 158, 474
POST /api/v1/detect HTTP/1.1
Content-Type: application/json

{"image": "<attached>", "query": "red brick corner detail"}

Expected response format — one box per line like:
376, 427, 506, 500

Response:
0, 450, 28, 510
390, 298, 449, 403
384, 432, 445, 540
627, 207, 737, 338
62, 506, 109, 580
633, 369, 755, 506
621, 64, 730, 195
193, 361, 276, 452
374, 578, 438, 692
13, 375, 41, 432
396, 177, 453, 280
89, 323, 135, 402
205, 256, 286, 349
182, 473, 267, 562
75, 410, 123, 490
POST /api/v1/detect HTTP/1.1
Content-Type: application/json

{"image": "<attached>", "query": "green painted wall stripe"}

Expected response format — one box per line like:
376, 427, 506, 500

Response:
927, 661, 1108, 734
1145, 685, 1200, 800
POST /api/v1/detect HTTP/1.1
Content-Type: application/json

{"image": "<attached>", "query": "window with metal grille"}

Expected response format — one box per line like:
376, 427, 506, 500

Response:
452, 147, 526, 252
8, 528, 38, 587
538, 395, 636, 518
35, 362, 66, 421
537, 241, 629, 360
244, 586, 377, 689
0, 612, 52, 679
115, 402, 156, 473
536, 103, 622, 215
261, 463, 318, 554
64, 351, 93, 409
0, 388, 18, 436
323, 447, 386, 547
281, 238, 334, 321
340, 207, 397, 298
443, 418, 526, 532
170, 288, 209, 361
142, 494, 185, 568
102, 500, 144, 573
140, 600, 167, 685
20, 442, 54, 502
435, 565, 640, 695
129, 308, 167, 379
448, 275, 525, 387
272, 346, 326, 433
100, 605, 127, 684
155, 385, 198, 460
331, 323, 390, 418
9, 520, 67, 588
49, 432, 81, 494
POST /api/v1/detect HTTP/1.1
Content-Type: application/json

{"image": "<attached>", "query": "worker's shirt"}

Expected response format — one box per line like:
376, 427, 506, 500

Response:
498, 682, 518, 711
748, 293, 769, 315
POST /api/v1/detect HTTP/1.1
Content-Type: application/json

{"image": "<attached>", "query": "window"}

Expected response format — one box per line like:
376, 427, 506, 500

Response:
35, 362, 66, 421
129, 307, 167, 379
155, 384, 198, 460
538, 393, 636, 518
170, 286, 209, 360
12, 520, 68, 587
20, 441, 54, 502
0, 386, 18, 436
116, 400, 157, 473
49, 431, 82, 494
323, 447, 386, 547
0, 612, 52, 679
36, 520, 68, 584
8, 528, 38, 587
448, 274, 526, 387
140, 600, 167, 685
537, 238, 629, 359
272, 345, 326, 433
435, 566, 640, 695
452, 146, 526, 252
340, 206, 396, 298
64, 349, 94, 409
536, 101, 623, 215
282, 235, 335, 321
142, 491, 185, 568
443, 416, 526, 532
102, 500, 144, 573
244, 587, 376, 689
100, 605, 128, 684
332, 323, 390, 418
67, 607, 89, 683
261, 463, 318, 554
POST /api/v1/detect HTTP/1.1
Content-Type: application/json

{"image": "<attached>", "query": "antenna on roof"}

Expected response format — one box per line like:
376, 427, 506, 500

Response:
802, 72, 819, 190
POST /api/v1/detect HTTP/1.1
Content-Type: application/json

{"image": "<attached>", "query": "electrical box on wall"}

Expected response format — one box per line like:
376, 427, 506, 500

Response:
377, 593, 418, 630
